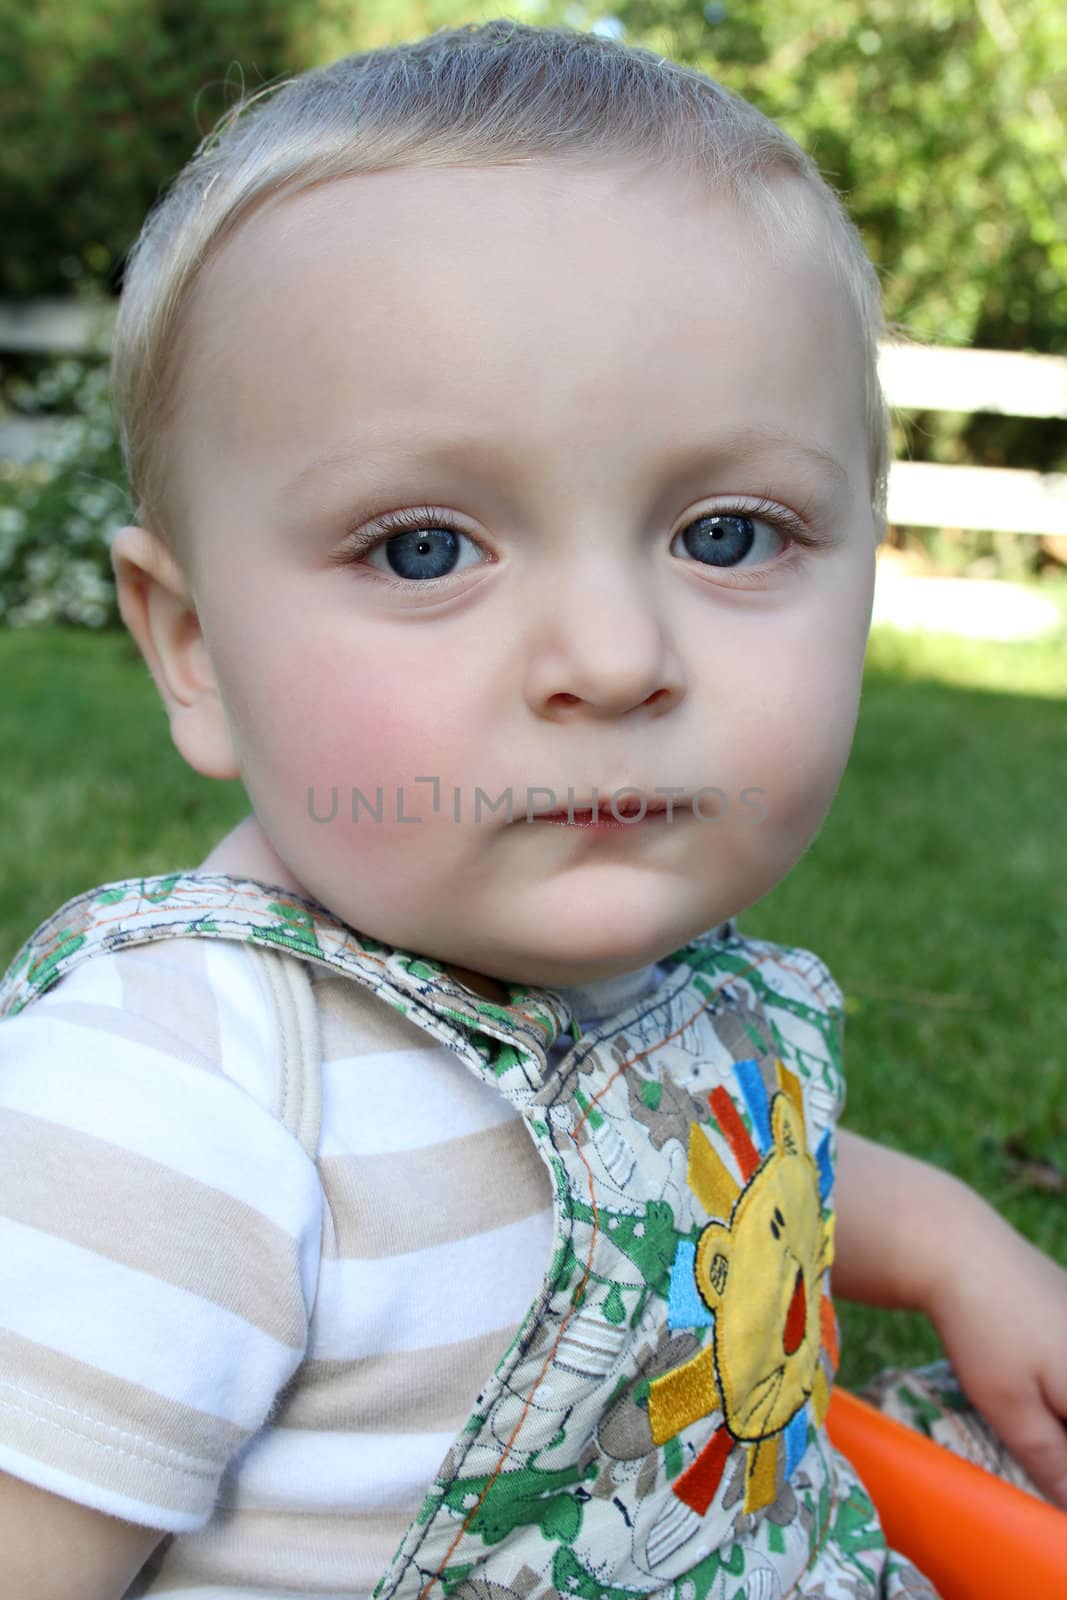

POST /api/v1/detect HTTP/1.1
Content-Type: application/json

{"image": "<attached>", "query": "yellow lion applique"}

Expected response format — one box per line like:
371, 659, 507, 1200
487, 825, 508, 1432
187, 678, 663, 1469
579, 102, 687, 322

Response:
647, 1057, 838, 1516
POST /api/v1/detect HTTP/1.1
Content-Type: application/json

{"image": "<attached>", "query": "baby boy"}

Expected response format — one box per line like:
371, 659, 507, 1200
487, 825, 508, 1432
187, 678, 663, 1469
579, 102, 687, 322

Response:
1, 20, 1066, 1600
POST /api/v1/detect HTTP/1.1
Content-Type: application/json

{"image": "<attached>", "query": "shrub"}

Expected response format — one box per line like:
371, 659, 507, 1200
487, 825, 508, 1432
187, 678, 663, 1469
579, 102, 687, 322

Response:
0, 356, 127, 629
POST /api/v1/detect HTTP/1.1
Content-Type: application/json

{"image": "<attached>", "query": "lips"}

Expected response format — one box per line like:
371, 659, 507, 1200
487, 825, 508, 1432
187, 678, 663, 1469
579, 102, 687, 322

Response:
533, 794, 675, 820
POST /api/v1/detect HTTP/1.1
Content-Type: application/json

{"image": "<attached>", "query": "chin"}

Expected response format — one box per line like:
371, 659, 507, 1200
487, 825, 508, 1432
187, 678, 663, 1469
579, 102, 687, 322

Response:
481, 924, 698, 991
496, 886, 735, 987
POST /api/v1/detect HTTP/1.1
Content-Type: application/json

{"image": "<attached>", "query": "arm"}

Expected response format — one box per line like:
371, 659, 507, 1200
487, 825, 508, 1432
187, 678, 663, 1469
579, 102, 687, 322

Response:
833, 1127, 990, 1313
0, 944, 322, 1593
834, 1128, 1067, 1507
0, 1472, 164, 1600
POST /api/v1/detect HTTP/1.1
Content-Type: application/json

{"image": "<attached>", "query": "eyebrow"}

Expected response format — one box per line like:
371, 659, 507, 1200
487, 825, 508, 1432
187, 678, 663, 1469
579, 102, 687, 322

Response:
278, 421, 849, 503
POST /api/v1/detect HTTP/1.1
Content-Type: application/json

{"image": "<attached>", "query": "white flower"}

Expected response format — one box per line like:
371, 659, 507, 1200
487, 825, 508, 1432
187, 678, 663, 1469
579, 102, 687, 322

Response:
27, 550, 60, 583
74, 490, 114, 520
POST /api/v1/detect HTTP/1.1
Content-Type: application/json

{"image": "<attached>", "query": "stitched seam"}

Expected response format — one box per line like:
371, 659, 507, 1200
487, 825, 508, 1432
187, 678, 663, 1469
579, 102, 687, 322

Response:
0, 1385, 219, 1478
257, 950, 296, 1134
24, 877, 549, 1031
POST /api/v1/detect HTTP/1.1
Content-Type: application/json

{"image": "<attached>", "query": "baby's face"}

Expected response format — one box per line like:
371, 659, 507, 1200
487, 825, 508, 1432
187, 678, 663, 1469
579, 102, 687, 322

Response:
168, 160, 876, 986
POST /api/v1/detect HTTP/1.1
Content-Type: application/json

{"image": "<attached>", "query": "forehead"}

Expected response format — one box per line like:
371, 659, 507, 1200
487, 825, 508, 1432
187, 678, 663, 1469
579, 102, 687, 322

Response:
172, 161, 866, 520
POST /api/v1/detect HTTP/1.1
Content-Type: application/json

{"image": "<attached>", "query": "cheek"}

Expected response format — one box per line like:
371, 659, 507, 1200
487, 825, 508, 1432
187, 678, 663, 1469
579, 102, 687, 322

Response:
733, 612, 866, 826
217, 621, 485, 801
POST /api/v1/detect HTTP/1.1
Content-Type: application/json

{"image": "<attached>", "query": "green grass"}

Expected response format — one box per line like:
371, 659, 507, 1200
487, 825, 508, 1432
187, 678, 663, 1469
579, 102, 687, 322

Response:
2, 619, 1066, 1389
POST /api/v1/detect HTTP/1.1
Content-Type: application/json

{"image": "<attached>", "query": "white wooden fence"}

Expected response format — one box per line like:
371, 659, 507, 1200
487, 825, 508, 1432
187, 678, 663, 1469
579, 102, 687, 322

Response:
1, 299, 1065, 536
876, 344, 1067, 538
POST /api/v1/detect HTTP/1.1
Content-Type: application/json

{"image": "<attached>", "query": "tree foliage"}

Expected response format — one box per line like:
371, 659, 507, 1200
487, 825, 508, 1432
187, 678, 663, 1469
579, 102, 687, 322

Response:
0, 0, 322, 298
606, 0, 1066, 476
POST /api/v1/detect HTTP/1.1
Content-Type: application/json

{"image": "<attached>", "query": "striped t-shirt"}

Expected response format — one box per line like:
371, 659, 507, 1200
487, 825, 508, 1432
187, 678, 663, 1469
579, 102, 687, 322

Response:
0, 932, 668, 1597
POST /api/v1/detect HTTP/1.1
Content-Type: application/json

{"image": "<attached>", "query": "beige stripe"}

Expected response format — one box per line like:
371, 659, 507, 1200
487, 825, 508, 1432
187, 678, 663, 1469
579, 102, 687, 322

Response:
114, 939, 223, 1063
320, 1117, 553, 1259
0, 1327, 245, 1519
274, 1324, 519, 1433
15, 994, 230, 1081
0, 1107, 307, 1347
314, 969, 443, 1061
150, 1506, 415, 1593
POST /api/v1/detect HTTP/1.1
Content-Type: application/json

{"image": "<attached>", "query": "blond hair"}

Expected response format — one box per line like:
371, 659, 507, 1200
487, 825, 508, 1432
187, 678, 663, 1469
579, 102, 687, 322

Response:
110, 17, 890, 552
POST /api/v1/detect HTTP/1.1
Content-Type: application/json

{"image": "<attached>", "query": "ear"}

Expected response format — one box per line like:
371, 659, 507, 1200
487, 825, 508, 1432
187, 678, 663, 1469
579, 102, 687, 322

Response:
694, 1220, 731, 1312
110, 525, 240, 781
771, 1092, 803, 1158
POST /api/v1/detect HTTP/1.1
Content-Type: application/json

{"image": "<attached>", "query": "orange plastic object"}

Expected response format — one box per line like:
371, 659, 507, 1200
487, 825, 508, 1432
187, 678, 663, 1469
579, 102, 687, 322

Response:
825, 1387, 1067, 1600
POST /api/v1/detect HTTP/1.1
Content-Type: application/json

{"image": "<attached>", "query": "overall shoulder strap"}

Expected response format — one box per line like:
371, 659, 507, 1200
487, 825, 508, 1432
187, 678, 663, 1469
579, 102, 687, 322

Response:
246, 943, 323, 1161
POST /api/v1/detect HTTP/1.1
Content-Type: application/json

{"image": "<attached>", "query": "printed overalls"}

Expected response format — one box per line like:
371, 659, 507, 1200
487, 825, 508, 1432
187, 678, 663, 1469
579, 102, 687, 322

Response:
0, 872, 938, 1600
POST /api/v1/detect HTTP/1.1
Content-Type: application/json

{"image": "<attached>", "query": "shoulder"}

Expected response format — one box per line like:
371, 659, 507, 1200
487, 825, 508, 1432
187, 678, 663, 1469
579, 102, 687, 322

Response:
683, 927, 844, 1021
0, 933, 326, 1378
3, 934, 284, 1107
705, 934, 847, 1118
729, 936, 845, 1021
0, 933, 331, 1237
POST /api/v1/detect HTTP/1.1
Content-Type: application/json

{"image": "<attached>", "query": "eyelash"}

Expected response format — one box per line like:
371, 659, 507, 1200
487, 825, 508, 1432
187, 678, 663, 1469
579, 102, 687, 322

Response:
329, 496, 820, 593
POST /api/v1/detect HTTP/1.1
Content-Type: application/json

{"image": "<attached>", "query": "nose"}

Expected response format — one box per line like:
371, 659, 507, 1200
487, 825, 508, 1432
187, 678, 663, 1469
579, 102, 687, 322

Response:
523, 557, 686, 719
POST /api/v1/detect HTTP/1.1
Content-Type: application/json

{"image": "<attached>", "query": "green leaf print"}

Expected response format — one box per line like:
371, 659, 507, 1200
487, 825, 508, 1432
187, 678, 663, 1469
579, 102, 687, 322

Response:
602, 1283, 627, 1324
553, 1546, 659, 1600
540, 1492, 582, 1544
251, 903, 324, 960
573, 1087, 605, 1129
485, 1041, 529, 1078
831, 1483, 886, 1581
143, 873, 182, 902
640, 1078, 663, 1111
93, 887, 128, 906
400, 955, 444, 983
668, 1546, 723, 1600
27, 931, 86, 991
721, 1543, 745, 1575
441, 1459, 595, 1547
572, 1197, 680, 1292
439, 1562, 476, 1594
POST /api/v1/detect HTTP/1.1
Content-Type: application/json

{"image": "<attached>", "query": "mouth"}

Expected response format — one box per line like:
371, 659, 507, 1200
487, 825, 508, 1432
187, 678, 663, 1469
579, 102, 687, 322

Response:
782, 1268, 807, 1356
530, 793, 682, 824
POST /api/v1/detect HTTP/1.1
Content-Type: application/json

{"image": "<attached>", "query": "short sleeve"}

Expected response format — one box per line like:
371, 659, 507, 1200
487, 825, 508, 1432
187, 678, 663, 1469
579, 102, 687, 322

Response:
0, 939, 324, 1531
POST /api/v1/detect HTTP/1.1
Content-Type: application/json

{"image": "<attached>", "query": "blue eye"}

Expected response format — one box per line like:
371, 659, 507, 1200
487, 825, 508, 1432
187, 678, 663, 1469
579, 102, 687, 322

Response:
673, 513, 786, 568
377, 526, 461, 581
361, 518, 484, 583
